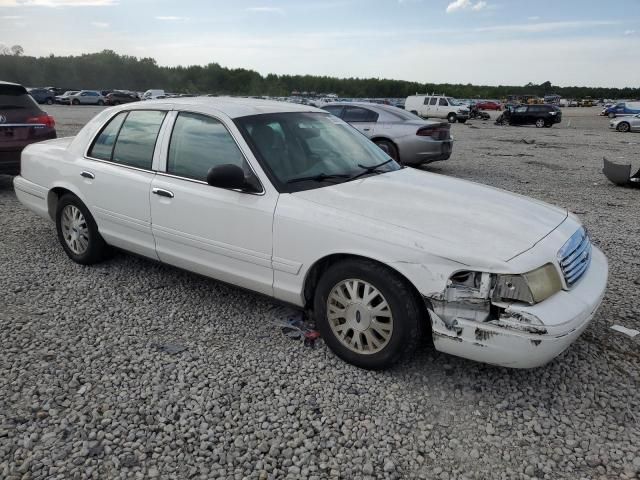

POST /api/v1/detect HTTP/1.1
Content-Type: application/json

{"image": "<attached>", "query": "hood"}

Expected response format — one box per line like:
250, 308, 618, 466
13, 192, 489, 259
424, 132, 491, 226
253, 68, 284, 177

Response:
293, 168, 567, 263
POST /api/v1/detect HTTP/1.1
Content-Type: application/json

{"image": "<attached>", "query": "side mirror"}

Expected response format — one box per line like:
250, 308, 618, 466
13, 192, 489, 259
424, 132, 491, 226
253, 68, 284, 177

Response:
206, 164, 248, 190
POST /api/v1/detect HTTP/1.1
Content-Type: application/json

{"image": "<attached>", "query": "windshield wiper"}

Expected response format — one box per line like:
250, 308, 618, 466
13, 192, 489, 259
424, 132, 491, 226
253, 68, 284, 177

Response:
350, 159, 394, 181
287, 173, 351, 184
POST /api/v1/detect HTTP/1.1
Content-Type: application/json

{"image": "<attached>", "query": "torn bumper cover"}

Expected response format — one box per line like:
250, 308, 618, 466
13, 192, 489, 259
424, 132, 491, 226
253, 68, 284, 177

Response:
427, 247, 608, 368
603, 157, 640, 188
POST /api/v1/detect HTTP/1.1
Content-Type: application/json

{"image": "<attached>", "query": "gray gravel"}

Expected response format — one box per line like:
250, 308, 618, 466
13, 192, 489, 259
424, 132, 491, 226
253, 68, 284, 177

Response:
1, 105, 639, 479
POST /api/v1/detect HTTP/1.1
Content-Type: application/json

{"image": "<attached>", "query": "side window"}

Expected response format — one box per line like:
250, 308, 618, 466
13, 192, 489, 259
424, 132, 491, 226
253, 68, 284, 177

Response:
167, 112, 246, 181
439, 98, 448, 106
88, 112, 127, 161
112, 110, 166, 169
429, 97, 438, 106
342, 107, 379, 123
515, 106, 528, 113
323, 106, 344, 117
423, 97, 430, 105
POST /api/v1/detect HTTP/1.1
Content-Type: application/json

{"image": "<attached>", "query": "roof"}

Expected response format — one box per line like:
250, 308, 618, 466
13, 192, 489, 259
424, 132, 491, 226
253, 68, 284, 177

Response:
134, 96, 325, 119
0, 80, 23, 87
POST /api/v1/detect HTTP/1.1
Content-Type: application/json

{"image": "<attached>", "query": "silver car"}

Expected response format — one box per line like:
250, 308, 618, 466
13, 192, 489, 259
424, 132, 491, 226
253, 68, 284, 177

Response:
610, 114, 640, 133
67, 90, 105, 106
322, 102, 452, 165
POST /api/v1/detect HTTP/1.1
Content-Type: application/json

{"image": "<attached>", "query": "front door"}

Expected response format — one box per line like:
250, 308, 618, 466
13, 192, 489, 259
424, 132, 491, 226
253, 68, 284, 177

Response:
150, 110, 277, 296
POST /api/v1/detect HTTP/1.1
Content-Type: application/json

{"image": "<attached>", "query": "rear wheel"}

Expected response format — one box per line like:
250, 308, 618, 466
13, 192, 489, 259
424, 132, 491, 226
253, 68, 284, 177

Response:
46, 98, 53, 105
608, 112, 616, 119
617, 122, 630, 132
97, 100, 104, 106
535, 118, 546, 128
313, 259, 422, 370
374, 139, 399, 163
56, 194, 107, 265
72, 99, 80, 105
447, 113, 457, 123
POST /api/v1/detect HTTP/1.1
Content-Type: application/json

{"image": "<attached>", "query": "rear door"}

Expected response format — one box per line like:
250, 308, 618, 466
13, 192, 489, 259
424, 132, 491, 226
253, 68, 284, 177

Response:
342, 106, 378, 137
511, 105, 528, 124
77, 109, 168, 258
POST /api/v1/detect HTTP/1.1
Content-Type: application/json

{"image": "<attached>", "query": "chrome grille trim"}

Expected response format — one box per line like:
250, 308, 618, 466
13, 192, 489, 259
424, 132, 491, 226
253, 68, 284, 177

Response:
557, 227, 592, 287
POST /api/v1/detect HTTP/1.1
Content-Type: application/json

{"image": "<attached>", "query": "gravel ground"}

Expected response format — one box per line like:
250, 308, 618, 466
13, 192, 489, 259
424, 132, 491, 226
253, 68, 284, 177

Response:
1, 105, 639, 480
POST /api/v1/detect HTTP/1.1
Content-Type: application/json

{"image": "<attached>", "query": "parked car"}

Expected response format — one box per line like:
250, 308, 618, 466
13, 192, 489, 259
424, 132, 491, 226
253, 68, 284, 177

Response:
507, 104, 562, 128
105, 91, 140, 106
405, 95, 470, 123
68, 90, 105, 106
55, 91, 79, 105
322, 102, 452, 165
0, 81, 56, 175
609, 114, 640, 133
603, 102, 640, 119
28, 88, 56, 105
13, 98, 608, 370
142, 89, 165, 100
475, 100, 502, 111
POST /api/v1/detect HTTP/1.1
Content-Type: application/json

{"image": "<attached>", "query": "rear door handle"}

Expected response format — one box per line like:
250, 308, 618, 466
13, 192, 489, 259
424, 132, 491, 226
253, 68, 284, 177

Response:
152, 187, 174, 198
80, 171, 95, 179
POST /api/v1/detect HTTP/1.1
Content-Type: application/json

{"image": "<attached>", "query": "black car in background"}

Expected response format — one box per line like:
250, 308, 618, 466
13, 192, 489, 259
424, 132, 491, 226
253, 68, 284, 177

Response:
1, 81, 57, 175
508, 104, 562, 128
104, 90, 140, 106
28, 88, 56, 105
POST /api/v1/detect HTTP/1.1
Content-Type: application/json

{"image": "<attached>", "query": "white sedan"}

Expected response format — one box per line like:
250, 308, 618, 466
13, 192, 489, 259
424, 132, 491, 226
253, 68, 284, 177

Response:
14, 98, 608, 370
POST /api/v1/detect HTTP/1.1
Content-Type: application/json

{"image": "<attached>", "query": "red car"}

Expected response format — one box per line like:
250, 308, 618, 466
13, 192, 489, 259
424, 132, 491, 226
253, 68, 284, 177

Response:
475, 101, 502, 111
1, 81, 56, 175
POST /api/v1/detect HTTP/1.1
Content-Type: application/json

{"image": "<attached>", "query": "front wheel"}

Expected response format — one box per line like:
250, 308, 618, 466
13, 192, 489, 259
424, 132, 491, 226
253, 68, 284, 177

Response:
97, 100, 104, 106
72, 99, 80, 105
56, 194, 107, 265
447, 113, 457, 123
608, 112, 616, 119
313, 259, 422, 370
46, 98, 53, 105
535, 118, 546, 128
617, 122, 630, 132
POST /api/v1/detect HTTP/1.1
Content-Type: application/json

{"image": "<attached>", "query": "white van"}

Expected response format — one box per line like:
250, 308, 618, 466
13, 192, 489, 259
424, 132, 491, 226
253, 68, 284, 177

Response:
405, 95, 470, 123
142, 89, 165, 101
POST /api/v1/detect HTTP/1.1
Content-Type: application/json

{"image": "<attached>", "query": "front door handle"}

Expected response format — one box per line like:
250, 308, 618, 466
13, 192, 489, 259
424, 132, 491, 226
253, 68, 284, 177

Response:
152, 187, 174, 198
80, 171, 95, 179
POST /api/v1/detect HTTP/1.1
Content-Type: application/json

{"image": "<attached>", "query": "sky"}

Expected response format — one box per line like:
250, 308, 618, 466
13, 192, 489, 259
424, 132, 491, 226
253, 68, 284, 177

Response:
1, 0, 639, 88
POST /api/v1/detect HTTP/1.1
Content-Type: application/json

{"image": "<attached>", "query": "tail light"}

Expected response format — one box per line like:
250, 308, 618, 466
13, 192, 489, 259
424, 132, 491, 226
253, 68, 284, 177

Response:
417, 125, 450, 140
26, 114, 55, 129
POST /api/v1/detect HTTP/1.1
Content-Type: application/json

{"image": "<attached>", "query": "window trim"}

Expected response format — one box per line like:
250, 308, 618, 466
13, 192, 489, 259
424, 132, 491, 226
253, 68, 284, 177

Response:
84, 109, 169, 173
158, 109, 265, 196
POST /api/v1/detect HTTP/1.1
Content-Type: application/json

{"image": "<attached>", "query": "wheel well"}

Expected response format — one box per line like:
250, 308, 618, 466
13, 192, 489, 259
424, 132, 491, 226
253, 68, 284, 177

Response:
302, 253, 430, 326
370, 137, 399, 155
47, 187, 74, 221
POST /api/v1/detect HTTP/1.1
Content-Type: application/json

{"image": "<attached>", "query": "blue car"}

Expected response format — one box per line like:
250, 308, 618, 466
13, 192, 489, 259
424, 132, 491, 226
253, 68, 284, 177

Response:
604, 102, 640, 118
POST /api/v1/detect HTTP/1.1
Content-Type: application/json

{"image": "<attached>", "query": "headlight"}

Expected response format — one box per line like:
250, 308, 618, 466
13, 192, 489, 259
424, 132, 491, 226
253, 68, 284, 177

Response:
494, 263, 563, 304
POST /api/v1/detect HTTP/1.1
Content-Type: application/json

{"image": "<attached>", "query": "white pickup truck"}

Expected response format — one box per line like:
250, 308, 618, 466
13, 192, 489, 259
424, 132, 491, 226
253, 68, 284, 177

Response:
405, 95, 470, 123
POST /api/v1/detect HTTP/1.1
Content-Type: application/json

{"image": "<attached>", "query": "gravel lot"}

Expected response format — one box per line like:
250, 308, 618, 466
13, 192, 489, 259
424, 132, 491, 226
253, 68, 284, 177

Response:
1, 104, 639, 480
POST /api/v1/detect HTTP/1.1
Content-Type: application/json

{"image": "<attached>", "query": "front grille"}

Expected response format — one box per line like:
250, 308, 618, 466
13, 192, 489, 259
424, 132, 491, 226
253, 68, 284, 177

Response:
557, 227, 592, 287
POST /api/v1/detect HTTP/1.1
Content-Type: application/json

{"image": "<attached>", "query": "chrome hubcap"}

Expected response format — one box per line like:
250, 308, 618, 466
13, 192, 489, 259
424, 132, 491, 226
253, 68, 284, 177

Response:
327, 279, 393, 354
61, 205, 89, 255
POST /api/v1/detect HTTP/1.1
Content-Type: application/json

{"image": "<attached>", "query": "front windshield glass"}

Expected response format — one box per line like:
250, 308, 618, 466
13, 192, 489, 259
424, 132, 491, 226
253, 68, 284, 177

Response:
235, 112, 400, 192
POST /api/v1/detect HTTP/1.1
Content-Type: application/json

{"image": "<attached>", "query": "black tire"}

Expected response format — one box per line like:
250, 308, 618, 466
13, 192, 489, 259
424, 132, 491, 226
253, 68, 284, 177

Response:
544, 123, 552, 128
374, 139, 400, 163
447, 113, 457, 123
313, 259, 422, 370
617, 122, 630, 133
46, 98, 53, 105
97, 100, 104, 106
458, 118, 467, 124
55, 194, 107, 265
608, 112, 616, 119
72, 99, 80, 105
113, 100, 120, 106
535, 118, 545, 128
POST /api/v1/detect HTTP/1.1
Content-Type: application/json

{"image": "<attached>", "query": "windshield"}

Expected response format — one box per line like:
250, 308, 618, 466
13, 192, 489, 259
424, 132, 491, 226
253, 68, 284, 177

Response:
235, 112, 400, 192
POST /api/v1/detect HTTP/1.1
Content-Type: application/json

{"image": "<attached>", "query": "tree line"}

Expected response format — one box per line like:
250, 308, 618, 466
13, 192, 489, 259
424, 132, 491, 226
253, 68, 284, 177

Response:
1, 49, 638, 100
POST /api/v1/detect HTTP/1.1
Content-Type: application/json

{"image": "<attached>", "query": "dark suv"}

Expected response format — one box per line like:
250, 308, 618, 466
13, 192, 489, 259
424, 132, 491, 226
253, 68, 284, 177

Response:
1, 81, 57, 175
508, 104, 562, 128
28, 88, 56, 105
105, 90, 140, 106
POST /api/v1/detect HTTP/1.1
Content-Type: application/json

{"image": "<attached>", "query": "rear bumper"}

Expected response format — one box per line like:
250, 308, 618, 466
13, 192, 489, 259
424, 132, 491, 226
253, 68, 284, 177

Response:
0, 150, 21, 174
429, 246, 608, 368
402, 140, 453, 166
13, 176, 51, 220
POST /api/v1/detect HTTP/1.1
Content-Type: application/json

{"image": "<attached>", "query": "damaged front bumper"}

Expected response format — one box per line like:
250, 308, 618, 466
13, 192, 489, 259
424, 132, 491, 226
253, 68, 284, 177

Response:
427, 246, 608, 368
